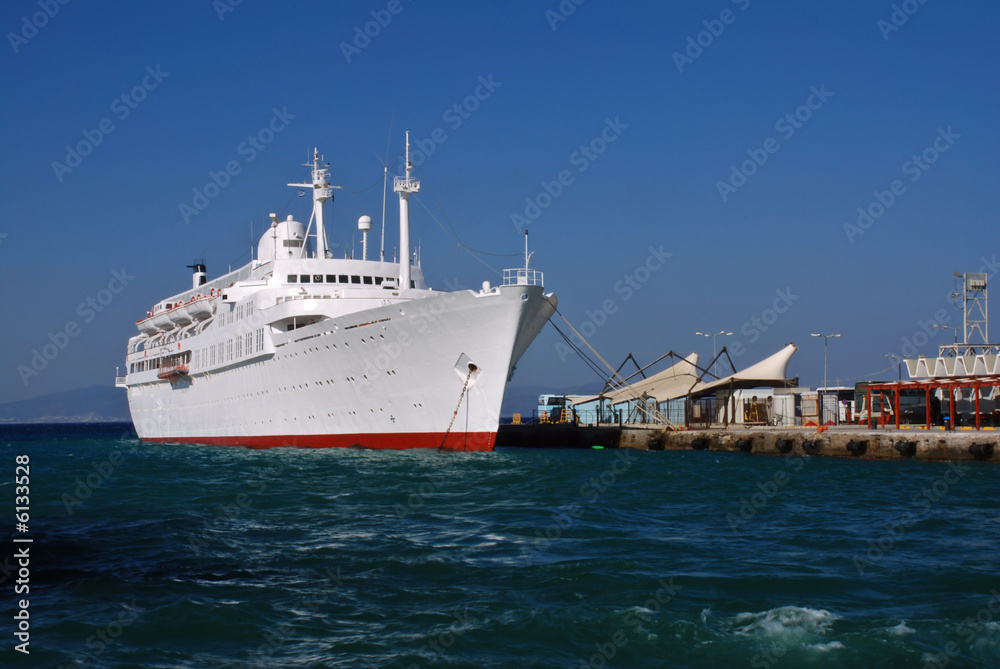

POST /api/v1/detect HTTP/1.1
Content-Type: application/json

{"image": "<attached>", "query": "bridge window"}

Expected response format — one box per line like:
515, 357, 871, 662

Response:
363, 276, 373, 285
287, 275, 297, 283
351, 275, 361, 284
300, 275, 311, 283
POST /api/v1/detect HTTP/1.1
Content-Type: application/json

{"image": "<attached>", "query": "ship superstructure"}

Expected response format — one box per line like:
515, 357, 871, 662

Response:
117, 136, 556, 450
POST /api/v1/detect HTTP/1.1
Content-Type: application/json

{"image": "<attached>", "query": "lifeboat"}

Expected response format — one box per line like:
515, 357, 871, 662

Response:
150, 311, 175, 331
167, 303, 193, 326
136, 315, 157, 335
186, 295, 216, 320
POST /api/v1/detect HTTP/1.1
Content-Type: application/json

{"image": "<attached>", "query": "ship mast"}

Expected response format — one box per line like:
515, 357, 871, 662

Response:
288, 148, 339, 259
393, 132, 420, 291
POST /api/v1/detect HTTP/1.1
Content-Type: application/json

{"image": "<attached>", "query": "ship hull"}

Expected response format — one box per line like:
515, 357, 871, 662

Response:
143, 431, 497, 451
125, 283, 554, 451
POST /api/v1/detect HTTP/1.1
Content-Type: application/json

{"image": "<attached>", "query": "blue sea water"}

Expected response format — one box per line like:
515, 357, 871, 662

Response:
2, 423, 1000, 668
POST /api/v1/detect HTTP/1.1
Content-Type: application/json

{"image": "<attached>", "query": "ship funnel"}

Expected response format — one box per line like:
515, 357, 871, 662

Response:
187, 260, 207, 288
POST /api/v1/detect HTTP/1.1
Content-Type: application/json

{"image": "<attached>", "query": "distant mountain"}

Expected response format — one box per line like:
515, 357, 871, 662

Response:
0, 384, 130, 424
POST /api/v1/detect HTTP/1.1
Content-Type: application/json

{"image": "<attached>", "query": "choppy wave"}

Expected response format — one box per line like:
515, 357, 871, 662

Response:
4, 426, 1000, 667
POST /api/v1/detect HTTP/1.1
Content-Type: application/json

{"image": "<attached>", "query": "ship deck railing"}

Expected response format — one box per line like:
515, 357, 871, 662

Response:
503, 268, 544, 287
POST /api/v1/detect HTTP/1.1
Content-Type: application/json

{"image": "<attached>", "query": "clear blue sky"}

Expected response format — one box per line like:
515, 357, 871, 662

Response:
2, 0, 998, 404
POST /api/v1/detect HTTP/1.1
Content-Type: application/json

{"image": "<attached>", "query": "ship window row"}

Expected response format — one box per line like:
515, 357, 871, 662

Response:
287, 274, 386, 286
234, 302, 255, 321
130, 327, 268, 376
216, 301, 256, 329
207, 328, 266, 366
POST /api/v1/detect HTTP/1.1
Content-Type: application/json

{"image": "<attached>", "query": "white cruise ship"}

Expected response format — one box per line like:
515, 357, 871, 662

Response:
116, 136, 556, 450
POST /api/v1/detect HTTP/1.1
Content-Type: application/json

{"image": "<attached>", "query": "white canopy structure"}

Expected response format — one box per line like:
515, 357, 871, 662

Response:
687, 343, 798, 397
577, 343, 798, 406
578, 353, 701, 406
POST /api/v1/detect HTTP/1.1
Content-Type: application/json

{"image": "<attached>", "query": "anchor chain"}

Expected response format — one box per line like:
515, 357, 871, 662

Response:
440, 364, 476, 450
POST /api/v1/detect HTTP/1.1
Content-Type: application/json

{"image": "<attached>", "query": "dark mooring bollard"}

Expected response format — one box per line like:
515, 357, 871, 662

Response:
969, 443, 995, 460
691, 437, 710, 451
802, 439, 822, 455
846, 440, 868, 456
736, 438, 753, 453
775, 439, 793, 454
894, 441, 917, 458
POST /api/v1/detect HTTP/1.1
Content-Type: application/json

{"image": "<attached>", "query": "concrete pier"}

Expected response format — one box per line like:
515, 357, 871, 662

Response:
497, 423, 998, 461
623, 426, 998, 462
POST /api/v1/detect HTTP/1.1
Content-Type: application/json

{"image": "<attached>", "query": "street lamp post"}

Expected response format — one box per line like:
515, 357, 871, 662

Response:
932, 324, 960, 356
810, 333, 842, 391
885, 353, 901, 380
696, 330, 733, 377
812, 333, 842, 427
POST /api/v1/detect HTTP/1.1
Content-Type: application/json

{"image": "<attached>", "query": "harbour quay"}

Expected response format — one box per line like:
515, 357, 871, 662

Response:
506, 270, 999, 461
628, 425, 998, 462
496, 423, 998, 462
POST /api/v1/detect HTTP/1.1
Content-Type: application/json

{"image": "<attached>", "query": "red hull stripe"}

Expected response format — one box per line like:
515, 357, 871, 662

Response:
142, 431, 496, 451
